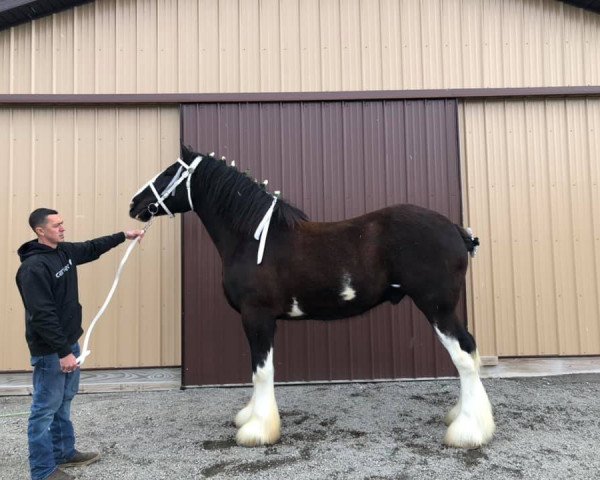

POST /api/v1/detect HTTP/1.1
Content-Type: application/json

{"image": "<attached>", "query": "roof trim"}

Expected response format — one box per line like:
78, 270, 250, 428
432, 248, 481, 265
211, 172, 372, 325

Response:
1, 87, 600, 106
0, 0, 41, 12
559, 1, 600, 14
1, 1, 598, 33
0, 1, 94, 31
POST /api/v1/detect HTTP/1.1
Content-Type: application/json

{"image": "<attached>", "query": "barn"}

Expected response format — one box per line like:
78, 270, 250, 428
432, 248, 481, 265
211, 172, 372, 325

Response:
1, 0, 599, 387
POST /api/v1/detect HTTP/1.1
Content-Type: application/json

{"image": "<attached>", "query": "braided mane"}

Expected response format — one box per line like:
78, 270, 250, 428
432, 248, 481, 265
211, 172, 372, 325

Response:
183, 147, 308, 235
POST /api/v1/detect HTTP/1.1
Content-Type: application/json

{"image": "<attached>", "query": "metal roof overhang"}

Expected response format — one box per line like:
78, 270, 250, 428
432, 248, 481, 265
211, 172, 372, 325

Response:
0, 0, 93, 31
0, 1, 598, 32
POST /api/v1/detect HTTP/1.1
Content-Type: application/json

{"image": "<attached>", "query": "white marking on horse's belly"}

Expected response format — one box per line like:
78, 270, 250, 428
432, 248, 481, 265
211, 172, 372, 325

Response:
390, 284, 401, 288
340, 273, 356, 301
288, 297, 304, 317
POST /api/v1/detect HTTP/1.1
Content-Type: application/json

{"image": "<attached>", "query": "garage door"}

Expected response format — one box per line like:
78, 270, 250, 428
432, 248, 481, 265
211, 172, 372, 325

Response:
181, 99, 463, 386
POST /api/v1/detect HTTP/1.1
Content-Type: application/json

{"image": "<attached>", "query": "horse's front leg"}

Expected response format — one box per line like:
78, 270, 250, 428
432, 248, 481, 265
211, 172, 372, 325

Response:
235, 309, 280, 447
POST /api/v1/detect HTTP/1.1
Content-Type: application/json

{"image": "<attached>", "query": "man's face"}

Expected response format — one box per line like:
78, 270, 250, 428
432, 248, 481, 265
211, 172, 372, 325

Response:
37, 214, 65, 247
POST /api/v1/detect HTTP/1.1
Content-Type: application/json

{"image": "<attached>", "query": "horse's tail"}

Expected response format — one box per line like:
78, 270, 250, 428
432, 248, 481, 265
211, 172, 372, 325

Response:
455, 225, 480, 258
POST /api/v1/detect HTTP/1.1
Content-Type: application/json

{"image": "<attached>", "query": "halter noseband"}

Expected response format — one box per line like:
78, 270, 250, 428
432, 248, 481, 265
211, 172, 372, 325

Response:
137, 155, 203, 218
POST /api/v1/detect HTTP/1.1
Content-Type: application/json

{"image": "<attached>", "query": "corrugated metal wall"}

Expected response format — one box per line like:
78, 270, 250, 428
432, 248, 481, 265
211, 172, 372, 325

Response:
0, 106, 181, 371
2, 0, 600, 371
181, 99, 464, 385
460, 97, 600, 357
1, 0, 599, 95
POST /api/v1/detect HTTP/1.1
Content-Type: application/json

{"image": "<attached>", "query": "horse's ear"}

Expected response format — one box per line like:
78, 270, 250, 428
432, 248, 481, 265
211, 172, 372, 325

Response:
180, 144, 195, 161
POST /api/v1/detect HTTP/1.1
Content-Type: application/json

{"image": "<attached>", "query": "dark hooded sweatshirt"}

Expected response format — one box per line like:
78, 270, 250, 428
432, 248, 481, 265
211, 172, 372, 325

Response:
16, 233, 126, 358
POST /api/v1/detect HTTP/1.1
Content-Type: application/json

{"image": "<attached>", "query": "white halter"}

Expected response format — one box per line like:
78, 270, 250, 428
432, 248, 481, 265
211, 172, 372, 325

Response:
134, 154, 277, 264
132, 155, 203, 217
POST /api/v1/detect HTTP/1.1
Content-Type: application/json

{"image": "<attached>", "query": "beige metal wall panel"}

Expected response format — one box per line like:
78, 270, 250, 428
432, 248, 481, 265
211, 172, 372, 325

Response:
320, 0, 342, 90
55, 9, 76, 94
4, 0, 599, 95
239, 0, 261, 92
420, 0, 443, 89
0, 30, 9, 91
360, 0, 383, 90
33, 17, 53, 93
461, 98, 600, 357
157, 0, 178, 92
298, 0, 318, 92
340, 1, 362, 90
74, 2, 96, 93
95, 0, 117, 94
280, 0, 300, 91
115, 0, 137, 93
0, 106, 181, 372
583, 9, 600, 83
441, 0, 463, 88
260, 0, 281, 92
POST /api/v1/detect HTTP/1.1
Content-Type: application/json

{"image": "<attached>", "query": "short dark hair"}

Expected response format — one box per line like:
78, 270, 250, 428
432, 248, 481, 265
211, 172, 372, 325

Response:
29, 208, 58, 232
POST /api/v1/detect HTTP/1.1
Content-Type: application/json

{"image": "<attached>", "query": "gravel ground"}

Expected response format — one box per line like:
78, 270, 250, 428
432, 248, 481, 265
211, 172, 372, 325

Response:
2, 374, 600, 480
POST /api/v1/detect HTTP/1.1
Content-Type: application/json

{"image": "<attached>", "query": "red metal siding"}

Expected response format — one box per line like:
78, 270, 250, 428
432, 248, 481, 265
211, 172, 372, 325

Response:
181, 99, 462, 386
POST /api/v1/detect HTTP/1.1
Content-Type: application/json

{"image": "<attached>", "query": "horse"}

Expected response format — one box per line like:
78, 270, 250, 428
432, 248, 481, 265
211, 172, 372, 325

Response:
129, 145, 495, 449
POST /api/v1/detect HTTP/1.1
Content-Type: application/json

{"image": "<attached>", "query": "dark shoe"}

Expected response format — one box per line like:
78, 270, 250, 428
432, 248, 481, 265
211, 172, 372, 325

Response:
60, 450, 101, 467
47, 469, 75, 480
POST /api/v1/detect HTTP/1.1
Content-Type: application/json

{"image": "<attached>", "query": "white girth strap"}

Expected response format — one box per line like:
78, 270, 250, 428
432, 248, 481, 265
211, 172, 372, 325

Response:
254, 196, 278, 265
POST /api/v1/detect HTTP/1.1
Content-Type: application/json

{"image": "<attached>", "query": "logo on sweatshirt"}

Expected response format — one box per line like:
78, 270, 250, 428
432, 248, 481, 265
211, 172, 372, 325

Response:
55, 259, 73, 278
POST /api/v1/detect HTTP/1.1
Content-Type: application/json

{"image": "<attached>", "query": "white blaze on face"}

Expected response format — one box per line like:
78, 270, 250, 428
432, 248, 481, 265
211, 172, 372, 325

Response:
288, 297, 304, 317
340, 273, 356, 301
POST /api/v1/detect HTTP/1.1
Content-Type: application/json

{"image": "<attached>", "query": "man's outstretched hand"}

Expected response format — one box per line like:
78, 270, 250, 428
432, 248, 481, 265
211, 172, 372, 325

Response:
124, 229, 145, 242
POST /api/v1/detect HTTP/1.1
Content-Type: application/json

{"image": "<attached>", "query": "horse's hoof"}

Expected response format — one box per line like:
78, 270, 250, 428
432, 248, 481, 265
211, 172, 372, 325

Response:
443, 408, 495, 449
236, 417, 281, 447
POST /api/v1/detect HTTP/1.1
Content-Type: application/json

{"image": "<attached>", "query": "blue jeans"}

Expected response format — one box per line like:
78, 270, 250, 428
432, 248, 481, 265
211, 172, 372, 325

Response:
28, 343, 80, 480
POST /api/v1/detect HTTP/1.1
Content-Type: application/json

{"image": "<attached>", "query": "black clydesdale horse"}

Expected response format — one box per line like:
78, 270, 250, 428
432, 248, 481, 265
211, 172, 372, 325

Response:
129, 145, 495, 449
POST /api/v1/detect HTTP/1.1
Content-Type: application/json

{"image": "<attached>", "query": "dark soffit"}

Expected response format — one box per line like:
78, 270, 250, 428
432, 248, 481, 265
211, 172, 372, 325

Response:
0, 0, 94, 32
0, 1, 598, 32
559, 0, 600, 14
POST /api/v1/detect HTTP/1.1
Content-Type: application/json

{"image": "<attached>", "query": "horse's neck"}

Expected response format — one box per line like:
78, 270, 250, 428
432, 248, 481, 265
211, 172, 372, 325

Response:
194, 203, 240, 259
191, 168, 263, 259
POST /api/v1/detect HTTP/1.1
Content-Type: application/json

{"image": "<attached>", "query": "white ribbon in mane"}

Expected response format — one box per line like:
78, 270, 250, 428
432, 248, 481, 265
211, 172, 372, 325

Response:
254, 196, 277, 265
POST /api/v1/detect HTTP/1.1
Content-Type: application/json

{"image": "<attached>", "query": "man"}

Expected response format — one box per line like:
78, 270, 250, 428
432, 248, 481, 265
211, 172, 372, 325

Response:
15, 208, 145, 480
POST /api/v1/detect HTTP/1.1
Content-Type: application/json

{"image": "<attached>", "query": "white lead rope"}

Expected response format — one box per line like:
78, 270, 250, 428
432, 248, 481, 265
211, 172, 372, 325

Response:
78, 155, 203, 365
76, 219, 153, 366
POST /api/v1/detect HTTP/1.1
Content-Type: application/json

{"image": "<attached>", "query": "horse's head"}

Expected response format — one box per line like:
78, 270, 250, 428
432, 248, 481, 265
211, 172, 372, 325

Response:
129, 146, 202, 222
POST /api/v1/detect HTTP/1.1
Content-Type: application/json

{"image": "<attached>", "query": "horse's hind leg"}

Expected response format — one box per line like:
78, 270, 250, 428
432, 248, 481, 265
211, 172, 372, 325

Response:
433, 314, 495, 448
235, 309, 280, 447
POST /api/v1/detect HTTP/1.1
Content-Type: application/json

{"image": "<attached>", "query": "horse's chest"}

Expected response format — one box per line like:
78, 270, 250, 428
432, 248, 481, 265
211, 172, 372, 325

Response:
221, 267, 278, 312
